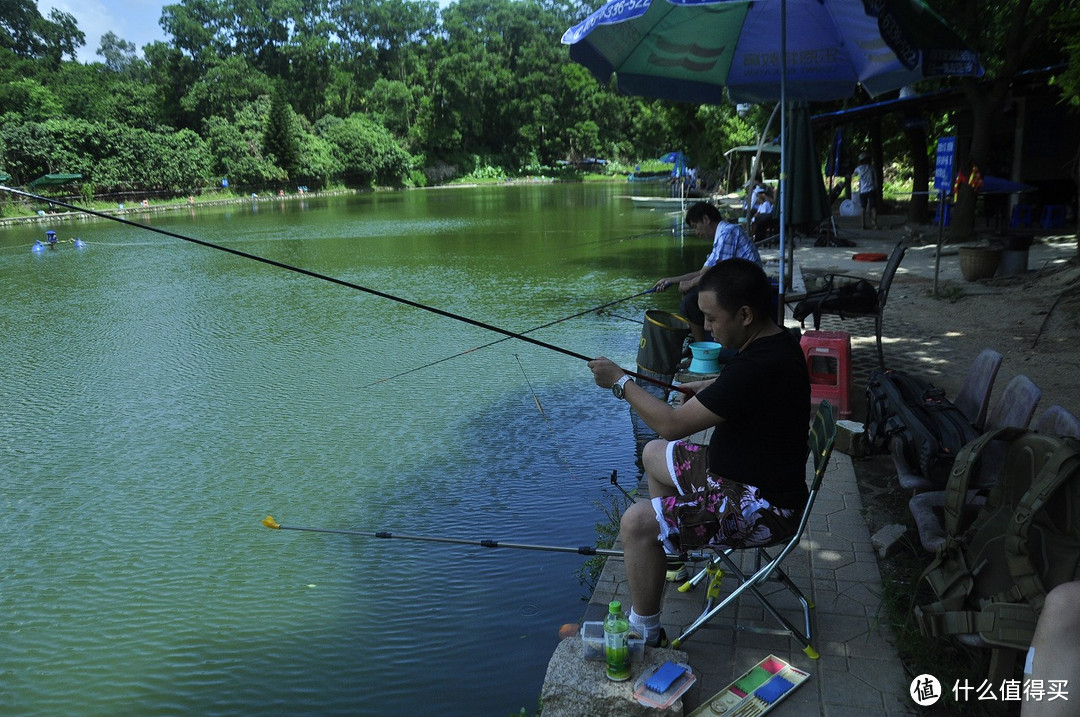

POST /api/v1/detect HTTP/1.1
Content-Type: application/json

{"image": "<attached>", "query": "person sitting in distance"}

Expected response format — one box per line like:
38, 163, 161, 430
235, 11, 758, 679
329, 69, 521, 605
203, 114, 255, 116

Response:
653, 202, 761, 343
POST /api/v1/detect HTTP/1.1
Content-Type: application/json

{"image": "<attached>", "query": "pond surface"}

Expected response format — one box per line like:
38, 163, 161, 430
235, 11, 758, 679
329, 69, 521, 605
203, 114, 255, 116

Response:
0, 183, 703, 716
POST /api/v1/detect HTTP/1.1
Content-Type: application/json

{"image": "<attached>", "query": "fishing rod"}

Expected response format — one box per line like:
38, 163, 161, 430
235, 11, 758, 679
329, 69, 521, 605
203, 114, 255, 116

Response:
261, 515, 625, 556
2, 186, 689, 396
364, 288, 656, 388
261, 513, 707, 560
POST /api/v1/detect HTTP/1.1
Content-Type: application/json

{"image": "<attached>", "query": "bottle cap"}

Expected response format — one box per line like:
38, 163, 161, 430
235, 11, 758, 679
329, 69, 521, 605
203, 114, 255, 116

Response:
608, 600, 621, 614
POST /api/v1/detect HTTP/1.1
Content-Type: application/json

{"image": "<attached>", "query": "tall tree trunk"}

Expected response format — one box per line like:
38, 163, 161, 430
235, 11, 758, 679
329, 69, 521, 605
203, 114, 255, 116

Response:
948, 87, 1006, 243
904, 111, 930, 224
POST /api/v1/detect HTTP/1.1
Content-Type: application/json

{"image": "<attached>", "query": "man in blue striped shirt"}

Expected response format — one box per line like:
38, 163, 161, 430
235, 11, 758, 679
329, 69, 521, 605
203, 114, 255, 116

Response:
653, 202, 762, 342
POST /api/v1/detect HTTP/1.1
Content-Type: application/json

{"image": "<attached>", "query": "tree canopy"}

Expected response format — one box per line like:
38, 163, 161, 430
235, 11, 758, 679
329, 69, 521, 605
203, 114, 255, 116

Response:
0, 0, 1075, 208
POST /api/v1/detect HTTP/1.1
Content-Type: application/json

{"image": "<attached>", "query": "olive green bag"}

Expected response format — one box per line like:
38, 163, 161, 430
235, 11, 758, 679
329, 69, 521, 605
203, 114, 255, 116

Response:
914, 427, 1080, 650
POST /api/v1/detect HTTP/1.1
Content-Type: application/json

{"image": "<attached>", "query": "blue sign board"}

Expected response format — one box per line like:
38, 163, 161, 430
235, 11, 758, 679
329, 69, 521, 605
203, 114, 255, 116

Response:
934, 137, 956, 194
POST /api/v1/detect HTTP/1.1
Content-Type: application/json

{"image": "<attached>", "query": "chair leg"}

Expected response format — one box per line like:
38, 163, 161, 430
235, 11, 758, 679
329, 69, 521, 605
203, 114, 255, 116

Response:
672, 549, 818, 658
716, 550, 818, 658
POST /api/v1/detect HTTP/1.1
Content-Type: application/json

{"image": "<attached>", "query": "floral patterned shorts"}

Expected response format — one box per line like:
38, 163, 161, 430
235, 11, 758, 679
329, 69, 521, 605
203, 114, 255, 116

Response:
651, 440, 799, 552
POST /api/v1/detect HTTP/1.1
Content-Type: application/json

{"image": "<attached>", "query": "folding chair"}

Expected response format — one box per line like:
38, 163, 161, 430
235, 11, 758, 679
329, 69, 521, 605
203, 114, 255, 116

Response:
1035, 404, 1080, 438
952, 348, 1004, 431
894, 348, 1002, 493
790, 241, 907, 367
670, 401, 837, 656
908, 374, 1043, 552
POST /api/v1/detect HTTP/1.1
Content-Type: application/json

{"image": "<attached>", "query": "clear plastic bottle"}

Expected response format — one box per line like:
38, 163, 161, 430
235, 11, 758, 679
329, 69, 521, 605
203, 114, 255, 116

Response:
603, 600, 631, 681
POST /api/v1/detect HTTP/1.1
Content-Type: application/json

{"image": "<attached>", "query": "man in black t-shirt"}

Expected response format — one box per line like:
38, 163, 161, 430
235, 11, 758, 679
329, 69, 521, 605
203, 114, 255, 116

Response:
588, 258, 810, 646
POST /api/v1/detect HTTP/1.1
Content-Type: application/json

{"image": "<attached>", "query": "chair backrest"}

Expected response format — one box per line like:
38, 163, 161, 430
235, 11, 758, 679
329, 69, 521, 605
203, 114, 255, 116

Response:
875, 242, 907, 311
977, 374, 1042, 488
807, 400, 838, 493
760, 400, 836, 576
984, 374, 1042, 433
953, 348, 1004, 430
1036, 405, 1080, 438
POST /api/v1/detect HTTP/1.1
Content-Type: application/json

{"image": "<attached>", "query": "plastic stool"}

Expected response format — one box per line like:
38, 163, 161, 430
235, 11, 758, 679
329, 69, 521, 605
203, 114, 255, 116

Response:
1041, 204, 1065, 230
1010, 204, 1033, 228
800, 330, 853, 419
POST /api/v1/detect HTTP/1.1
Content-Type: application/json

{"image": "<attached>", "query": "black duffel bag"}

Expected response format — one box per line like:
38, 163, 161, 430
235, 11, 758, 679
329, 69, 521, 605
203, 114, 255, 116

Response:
866, 368, 980, 487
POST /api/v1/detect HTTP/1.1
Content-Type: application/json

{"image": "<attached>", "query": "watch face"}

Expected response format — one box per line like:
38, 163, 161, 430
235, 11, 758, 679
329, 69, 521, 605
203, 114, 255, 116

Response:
612, 383, 624, 399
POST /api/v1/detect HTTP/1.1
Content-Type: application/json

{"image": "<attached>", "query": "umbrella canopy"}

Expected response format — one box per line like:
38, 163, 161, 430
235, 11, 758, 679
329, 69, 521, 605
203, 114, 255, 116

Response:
785, 103, 831, 231
659, 150, 689, 176
979, 176, 1036, 195
561, 0, 982, 105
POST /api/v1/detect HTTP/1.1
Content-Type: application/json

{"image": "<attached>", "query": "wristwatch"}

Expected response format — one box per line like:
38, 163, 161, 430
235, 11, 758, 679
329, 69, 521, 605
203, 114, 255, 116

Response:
612, 374, 633, 400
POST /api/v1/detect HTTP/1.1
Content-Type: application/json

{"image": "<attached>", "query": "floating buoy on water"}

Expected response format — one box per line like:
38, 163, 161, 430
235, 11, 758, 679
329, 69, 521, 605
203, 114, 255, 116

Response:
32, 240, 46, 253
74, 238, 86, 248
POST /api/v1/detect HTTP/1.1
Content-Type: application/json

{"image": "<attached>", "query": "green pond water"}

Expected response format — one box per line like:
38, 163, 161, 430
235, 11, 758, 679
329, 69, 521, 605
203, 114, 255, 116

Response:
0, 183, 702, 716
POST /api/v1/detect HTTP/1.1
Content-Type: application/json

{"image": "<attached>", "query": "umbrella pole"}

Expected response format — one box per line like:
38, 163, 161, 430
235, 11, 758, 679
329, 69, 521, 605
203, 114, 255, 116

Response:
780, 2, 788, 300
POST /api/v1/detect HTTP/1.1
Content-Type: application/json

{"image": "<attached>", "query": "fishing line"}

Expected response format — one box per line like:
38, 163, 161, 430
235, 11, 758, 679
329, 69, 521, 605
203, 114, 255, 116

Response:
514, 353, 578, 481
597, 311, 644, 325
1, 186, 688, 395
363, 288, 655, 388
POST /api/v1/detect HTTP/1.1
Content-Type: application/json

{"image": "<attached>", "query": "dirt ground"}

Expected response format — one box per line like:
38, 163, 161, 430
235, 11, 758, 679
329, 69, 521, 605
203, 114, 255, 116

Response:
883, 258, 1080, 415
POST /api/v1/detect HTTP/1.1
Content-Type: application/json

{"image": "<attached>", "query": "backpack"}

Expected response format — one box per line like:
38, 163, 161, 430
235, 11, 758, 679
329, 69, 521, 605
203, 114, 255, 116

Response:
865, 369, 979, 487
792, 277, 877, 329
914, 427, 1080, 650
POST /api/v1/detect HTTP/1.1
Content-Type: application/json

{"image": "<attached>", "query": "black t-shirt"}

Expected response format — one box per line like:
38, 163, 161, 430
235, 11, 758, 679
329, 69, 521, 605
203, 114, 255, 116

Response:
694, 330, 811, 509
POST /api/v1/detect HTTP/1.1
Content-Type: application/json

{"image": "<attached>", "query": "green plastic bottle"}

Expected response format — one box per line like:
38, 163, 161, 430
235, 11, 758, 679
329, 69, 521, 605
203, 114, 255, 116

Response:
604, 600, 631, 681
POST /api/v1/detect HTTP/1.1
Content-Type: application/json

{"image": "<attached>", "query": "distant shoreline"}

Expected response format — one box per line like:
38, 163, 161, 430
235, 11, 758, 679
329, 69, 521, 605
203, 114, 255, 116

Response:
0, 178, 580, 230
0, 189, 359, 230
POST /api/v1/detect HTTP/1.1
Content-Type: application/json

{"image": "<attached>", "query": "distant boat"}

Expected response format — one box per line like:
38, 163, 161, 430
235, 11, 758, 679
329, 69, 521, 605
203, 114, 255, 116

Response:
627, 172, 670, 183
625, 196, 689, 211
624, 195, 745, 212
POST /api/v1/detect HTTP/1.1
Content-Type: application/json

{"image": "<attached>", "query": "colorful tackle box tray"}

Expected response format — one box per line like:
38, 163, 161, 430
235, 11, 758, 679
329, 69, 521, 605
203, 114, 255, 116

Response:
688, 654, 809, 716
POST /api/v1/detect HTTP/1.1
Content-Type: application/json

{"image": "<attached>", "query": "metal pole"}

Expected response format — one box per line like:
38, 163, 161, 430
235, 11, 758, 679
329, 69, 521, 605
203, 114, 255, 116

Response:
777, 0, 788, 322
933, 189, 945, 295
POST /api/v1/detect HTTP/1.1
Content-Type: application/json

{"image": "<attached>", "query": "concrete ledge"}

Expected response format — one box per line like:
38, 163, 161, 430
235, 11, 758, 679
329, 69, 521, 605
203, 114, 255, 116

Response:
541, 637, 690, 717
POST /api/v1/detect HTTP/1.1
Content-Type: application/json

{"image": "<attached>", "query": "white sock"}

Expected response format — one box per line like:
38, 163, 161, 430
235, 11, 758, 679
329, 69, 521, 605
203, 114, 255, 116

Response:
629, 609, 661, 640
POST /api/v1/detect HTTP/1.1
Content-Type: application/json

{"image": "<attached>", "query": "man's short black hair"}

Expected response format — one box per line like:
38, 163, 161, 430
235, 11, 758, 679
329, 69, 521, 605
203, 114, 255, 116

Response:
699, 258, 772, 320
685, 201, 721, 227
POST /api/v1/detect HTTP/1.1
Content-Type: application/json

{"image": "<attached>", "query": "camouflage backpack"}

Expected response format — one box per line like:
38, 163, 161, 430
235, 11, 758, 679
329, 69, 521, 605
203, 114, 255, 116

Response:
914, 427, 1080, 650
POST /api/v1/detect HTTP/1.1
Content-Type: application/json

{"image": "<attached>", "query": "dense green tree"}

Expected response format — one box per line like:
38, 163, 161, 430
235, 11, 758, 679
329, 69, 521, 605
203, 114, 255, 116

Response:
0, 78, 63, 122
314, 113, 412, 186
263, 86, 302, 178
96, 31, 139, 74
932, 0, 1072, 242
142, 41, 201, 131
1, 1, 80, 62
1049, 3, 1080, 106
204, 113, 286, 185
333, 0, 438, 84
181, 55, 275, 124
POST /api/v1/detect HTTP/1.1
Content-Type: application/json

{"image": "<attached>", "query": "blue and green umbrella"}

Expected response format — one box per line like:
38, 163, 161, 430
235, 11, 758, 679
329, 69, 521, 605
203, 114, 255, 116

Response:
563, 0, 981, 304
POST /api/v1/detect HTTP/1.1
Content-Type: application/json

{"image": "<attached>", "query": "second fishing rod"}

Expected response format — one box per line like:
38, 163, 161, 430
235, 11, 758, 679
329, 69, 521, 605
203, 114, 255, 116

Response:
1, 186, 691, 397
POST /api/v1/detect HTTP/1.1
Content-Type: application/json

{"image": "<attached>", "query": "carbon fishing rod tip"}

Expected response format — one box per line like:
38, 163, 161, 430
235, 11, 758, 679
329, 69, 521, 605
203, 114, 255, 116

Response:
262, 515, 281, 529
